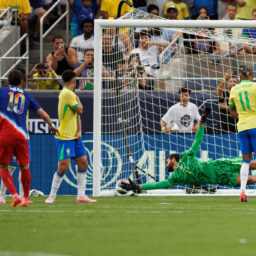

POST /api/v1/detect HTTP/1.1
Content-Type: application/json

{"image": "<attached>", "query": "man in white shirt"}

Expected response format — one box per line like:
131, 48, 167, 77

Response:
70, 18, 94, 64
130, 30, 169, 78
161, 87, 201, 133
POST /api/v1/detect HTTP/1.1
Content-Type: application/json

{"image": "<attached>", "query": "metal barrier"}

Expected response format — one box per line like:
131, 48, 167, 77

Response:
0, 7, 12, 28
40, 0, 69, 62
0, 33, 29, 87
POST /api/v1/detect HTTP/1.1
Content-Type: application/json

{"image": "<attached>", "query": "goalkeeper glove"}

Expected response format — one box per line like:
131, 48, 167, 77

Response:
121, 178, 141, 193
200, 107, 211, 124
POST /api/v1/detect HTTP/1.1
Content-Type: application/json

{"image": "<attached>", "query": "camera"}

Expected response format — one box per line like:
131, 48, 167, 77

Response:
37, 63, 48, 70
137, 65, 144, 73
59, 43, 65, 48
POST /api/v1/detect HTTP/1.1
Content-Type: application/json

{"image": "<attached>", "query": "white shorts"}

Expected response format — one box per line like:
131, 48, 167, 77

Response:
30, 7, 44, 19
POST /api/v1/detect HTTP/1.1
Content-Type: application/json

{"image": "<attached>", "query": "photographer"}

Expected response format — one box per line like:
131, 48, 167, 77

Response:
75, 49, 112, 90
123, 53, 153, 90
28, 63, 59, 90
46, 35, 78, 76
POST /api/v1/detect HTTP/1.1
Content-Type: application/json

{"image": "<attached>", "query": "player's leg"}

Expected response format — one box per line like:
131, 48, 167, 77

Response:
0, 165, 16, 204
0, 139, 21, 207
237, 130, 251, 202
237, 174, 256, 185
74, 139, 96, 203
15, 139, 31, 207
45, 158, 70, 203
45, 139, 74, 203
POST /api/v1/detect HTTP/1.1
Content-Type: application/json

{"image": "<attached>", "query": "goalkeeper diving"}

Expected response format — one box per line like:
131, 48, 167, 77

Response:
121, 108, 256, 193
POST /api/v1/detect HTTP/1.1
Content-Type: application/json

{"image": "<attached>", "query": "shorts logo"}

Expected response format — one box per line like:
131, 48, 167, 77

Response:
66, 148, 70, 155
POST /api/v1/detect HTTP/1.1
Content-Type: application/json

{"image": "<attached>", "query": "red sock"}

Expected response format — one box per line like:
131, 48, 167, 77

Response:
20, 168, 31, 199
0, 169, 16, 195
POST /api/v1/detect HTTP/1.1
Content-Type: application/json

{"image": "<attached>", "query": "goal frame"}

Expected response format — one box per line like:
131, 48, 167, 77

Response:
93, 19, 256, 197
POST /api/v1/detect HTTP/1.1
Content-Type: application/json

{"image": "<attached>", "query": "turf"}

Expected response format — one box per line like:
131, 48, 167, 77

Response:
0, 196, 255, 256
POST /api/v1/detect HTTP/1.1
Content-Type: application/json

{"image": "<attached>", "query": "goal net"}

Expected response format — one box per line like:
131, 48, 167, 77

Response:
93, 9, 256, 196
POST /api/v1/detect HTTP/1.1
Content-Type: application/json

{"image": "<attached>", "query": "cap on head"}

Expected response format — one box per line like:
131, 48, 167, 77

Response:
167, 5, 178, 12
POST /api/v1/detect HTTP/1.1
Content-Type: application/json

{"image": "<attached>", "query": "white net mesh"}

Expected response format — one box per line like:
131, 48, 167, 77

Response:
96, 9, 256, 195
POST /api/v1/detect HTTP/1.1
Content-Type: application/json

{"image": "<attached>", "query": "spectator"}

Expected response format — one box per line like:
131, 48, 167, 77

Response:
100, 0, 133, 19
70, 19, 94, 64
123, 53, 153, 90
46, 35, 78, 76
165, 5, 179, 19
130, 30, 169, 78
193, 0, 218, 20
218, 0, 233, 19
213, 3, 242, 56
0, 0, 31, 53
68, 0, 100, 36
29, 0, 49, 44
193, 7, 215, 54
241, 9, 256, 54
102, 33, 124, 78
217, 70, 238, 133
161, 87, 201, 133
235, 0, 255, 20
74, 49, 112, 89
28, 63, 59, 90
164, 0, 189, 19
147, 4, 159, 15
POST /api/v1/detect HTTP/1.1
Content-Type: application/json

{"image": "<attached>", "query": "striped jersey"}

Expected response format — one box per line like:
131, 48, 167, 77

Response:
229, 80, 256, 132
55, 87, 80, 140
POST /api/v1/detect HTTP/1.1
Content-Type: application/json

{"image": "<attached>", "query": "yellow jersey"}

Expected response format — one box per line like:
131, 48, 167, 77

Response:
0, 0, 31, 15
56, 87, 80, 140
164, 1, 189, 20
33, 71, 59, 90
100, 0, 133, 17
229, 80, 256, 132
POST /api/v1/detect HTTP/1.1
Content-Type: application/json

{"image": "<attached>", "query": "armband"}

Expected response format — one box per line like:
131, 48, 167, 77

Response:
222, 78, 227, 82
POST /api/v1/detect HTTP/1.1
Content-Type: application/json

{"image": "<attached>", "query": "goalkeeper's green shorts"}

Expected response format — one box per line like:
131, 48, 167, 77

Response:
214, 158, 241, 187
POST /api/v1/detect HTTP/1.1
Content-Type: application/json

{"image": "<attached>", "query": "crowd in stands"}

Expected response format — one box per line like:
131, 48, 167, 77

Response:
0, 0, 255, 93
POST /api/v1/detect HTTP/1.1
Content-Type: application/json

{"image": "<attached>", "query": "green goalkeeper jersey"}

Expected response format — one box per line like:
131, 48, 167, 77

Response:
142, 126, 242, 190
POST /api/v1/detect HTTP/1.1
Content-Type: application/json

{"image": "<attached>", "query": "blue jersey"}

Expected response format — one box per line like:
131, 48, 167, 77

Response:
0, 86, 41, 139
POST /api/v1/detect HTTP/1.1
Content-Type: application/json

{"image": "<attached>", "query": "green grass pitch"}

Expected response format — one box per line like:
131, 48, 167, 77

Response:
0, 196, 255, 256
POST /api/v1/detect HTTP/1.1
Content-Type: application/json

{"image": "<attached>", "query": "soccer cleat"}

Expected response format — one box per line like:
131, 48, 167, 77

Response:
240, 192, 248, 202
45, 195, 56, 203
11, 195, 21, 207
20, 198, 29, 207
0, 195, 6, 204
76, 196, 97, 203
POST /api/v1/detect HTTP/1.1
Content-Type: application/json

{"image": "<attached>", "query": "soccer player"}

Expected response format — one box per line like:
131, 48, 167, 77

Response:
45, 70, 96, 203
229, 66, 256, 202
121, 108, 256, 193
0, 69, 59, 207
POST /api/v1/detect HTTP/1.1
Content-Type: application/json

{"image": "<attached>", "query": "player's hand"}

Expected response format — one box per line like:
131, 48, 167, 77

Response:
75, 131, 82, 140
50, 124, 59, 136
200, 107, 211, 124
121, 178, 141, 193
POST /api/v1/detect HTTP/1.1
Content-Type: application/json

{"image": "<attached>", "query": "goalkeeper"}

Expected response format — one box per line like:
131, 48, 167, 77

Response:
121, 108, 256, 192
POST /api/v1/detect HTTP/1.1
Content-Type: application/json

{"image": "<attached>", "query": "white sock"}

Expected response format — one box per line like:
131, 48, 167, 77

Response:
0, 166, 16, 196
77, 173, 86, 198
49, 172, 64, 197
18, 170, 23, 198
240, 162, 250, 193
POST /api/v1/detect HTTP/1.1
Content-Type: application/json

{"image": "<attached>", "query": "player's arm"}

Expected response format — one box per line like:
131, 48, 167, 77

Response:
189, 108, 211, 155
228, 90, 238, 118
37, 108, 59, 135
75, 115, 82, 140
72, 95, 83, 115
121, 178, 174, 192
229, 106, 238, 119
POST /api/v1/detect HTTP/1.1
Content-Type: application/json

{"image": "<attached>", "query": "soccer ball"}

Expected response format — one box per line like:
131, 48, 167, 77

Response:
115, 179, 134, 196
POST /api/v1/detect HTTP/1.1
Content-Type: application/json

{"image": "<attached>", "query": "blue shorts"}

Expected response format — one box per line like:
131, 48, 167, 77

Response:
55, 138, 87, 160
238, 128, 256, 154
10, 139, 31, 167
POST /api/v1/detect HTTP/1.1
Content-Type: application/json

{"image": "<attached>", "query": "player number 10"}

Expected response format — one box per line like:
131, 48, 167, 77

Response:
7, 92, 25, 114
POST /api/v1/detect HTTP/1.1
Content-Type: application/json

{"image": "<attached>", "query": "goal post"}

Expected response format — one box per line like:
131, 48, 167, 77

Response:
93, 16, 256, 196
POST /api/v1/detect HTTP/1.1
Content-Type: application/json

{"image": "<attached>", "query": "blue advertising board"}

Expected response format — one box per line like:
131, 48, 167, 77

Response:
8, 133, 248, 196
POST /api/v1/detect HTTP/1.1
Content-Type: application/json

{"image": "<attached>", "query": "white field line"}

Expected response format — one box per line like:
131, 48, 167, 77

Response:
0, 251, 73, 256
